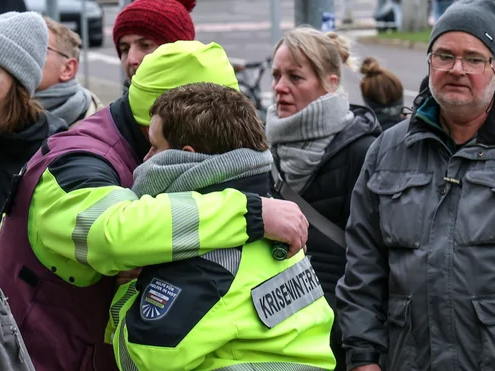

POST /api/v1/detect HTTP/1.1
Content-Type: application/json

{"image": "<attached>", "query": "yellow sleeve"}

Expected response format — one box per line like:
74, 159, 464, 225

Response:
28, 168, 262, 286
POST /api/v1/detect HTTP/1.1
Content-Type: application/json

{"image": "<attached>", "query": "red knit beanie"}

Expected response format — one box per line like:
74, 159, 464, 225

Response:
113, 0, 196, 58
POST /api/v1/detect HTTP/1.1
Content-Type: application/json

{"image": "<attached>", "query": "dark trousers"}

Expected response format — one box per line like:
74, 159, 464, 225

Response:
331, 337, 346, 371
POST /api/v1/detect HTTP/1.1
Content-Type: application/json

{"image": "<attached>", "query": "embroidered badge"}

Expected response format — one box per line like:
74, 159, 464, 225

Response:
140, 278, 181, 321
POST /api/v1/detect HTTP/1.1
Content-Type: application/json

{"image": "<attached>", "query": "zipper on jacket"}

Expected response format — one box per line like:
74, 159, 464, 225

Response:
2, 295, 25, 364
10, 326, 25, 363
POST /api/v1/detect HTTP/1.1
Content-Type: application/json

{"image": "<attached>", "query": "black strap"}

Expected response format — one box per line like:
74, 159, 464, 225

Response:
18, 266, 39, 288
1, 164, 27, 216
348, 349, 381, 364
271, 166, 346, 249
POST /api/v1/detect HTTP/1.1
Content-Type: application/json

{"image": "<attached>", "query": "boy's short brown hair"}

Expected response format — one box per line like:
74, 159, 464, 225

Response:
150, 82, 269, 154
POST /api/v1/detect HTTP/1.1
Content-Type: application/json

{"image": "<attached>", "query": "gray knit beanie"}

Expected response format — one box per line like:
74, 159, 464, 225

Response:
0, 12, 48, 96
428, 0, 495, 55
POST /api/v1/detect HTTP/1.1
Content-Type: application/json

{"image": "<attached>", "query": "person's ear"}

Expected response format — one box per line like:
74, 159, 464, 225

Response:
59, 58, 78, 82
325, 74, 339, 92
182, 145, 196, 153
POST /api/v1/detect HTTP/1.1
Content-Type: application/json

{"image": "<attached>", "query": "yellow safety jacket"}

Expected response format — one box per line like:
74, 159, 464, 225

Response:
110, 241, 336, 371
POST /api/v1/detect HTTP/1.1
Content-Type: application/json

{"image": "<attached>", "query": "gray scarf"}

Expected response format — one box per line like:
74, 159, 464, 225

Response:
34, 79, 92, 126
132, 148, 273, 197
265, 88, 354, 193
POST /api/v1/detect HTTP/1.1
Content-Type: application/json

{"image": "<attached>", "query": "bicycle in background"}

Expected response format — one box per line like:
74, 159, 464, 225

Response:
230, 56, 272, 123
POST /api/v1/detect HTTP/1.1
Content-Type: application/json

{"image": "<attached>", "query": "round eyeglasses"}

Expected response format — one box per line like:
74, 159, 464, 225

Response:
428, 52, 494, 75
47, 46, 70, 59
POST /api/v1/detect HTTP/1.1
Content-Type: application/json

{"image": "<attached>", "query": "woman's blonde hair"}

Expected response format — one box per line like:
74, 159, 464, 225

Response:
0, 76, 43, 133
273, 26, 356, 91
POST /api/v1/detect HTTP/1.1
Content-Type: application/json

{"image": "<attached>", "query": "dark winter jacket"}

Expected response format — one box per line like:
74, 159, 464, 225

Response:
336, 88, 495, 371
271, 104, 381, 309
0, 0, 27, 13
0, 111, 67, 209
365, 100, 404, 132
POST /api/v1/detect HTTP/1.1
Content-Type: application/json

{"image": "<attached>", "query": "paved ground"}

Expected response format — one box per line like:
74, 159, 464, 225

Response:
81, 0, 427, 110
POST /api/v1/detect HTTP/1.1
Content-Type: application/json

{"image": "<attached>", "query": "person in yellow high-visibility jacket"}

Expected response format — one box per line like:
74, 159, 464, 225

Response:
110, 80, 336, 371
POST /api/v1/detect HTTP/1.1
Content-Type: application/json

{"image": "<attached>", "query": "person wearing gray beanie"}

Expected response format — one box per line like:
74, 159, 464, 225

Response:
336, 1, 495, 371
425, 0, 495, 118
0, 11, 49, 96
0, 11, 67, 214
428, 0, 495, 56
0, 11, 66, 371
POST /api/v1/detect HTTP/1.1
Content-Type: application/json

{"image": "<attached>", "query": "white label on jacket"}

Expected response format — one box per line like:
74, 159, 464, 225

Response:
251, 258, 323, 328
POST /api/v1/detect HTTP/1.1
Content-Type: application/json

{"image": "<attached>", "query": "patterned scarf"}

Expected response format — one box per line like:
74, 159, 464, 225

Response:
132, 148, 273, 196
265, 88, 354, 193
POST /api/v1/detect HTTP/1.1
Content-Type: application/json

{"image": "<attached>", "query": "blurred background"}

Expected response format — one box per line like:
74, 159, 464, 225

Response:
7, 0, 444, 110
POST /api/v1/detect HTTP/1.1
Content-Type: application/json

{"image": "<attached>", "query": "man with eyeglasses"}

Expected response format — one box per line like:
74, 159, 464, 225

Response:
34, 17, 104, 128
335, 0, 495, 370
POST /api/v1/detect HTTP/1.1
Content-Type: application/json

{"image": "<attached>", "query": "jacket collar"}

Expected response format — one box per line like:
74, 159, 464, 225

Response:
322, 104, 382, 160
109, 93, 150, 162
0, 111, 67, 155
198, 173, 270, 197
477, 95, 495, 145
407, 89, 495, 148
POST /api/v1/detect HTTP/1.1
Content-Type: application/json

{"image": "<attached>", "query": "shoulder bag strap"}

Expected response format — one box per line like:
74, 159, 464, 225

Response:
271, 165, 346, 249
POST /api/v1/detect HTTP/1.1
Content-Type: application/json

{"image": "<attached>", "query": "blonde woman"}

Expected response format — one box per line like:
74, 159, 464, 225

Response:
266, 26, 382, 371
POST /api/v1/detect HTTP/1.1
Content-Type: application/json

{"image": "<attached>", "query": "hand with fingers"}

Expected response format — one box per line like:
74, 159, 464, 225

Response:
261, 197, 309, 258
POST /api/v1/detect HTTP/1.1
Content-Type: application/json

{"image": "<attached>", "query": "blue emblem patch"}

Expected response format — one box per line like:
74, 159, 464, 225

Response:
140, 278, 181, 321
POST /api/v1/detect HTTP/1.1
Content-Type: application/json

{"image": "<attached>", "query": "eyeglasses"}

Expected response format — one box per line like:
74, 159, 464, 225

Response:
428, 52, 494, 75
47, 46, 70, 59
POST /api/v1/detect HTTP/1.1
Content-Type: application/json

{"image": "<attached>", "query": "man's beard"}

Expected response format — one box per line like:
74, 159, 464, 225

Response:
126, 67, 138, 83
429, 74, 495, 111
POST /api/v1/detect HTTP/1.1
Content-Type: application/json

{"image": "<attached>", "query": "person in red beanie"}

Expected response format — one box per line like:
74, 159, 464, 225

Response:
113, 0, 196, 84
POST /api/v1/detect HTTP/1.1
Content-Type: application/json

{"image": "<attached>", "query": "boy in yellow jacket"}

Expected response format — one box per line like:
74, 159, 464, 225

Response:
110, 44, 335, 371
